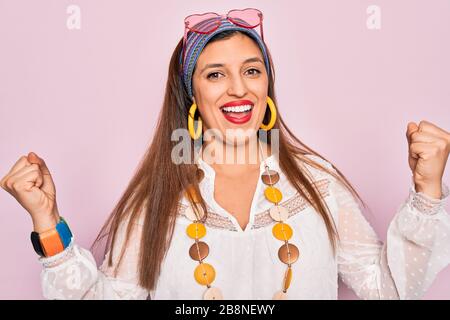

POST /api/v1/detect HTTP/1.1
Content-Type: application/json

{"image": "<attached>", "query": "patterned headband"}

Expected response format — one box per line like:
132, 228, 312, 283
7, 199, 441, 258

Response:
179, 17, 271, 99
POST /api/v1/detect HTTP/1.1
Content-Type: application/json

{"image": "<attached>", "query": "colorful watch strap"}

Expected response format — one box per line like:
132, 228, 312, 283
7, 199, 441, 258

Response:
30, 216, 74, 257
56, 217, 72, 248
39, 228, 65, 257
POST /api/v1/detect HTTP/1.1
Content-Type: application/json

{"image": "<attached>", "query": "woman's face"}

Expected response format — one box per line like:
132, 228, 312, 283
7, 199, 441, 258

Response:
192, 32, 269, 144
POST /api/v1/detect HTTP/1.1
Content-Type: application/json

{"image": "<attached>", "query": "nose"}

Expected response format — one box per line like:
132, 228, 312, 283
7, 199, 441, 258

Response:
226, 73, 248, 97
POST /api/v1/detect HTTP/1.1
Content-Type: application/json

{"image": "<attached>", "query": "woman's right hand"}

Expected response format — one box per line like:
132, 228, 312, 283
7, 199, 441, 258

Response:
0, 152, 60, 233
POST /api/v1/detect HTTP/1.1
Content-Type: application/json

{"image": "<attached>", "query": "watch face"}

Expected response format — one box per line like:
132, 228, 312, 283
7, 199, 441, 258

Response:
30, 232, 45, 257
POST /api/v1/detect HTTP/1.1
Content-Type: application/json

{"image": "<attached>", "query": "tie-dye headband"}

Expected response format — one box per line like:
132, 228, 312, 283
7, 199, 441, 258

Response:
179, 17, 271, 99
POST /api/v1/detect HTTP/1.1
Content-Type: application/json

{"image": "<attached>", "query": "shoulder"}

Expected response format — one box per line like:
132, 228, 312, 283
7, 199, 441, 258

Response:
119, 202, 147, 229
295, 154, 338, 182
302, 154, 334, 170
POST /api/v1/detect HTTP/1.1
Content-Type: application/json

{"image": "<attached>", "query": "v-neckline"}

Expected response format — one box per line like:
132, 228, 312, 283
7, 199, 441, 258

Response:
196, 152, 279, 233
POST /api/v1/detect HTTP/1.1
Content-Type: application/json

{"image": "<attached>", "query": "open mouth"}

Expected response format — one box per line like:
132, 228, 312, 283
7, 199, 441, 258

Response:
220, 103, 254, 124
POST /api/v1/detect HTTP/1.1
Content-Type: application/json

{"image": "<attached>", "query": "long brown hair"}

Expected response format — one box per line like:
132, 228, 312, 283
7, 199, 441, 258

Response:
91, 30, 368, 292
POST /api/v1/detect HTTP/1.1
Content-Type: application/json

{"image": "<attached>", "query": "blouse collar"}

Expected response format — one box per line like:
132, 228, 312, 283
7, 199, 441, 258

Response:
196, 152, 280, 179
190, 151, 292, 232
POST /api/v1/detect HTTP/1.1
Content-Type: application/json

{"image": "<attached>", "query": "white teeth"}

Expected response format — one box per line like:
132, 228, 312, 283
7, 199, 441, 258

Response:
221, 104, 253, 113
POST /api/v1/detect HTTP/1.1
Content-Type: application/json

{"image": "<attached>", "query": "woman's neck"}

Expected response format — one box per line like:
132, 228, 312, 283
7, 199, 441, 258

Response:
200, 139, 272, 177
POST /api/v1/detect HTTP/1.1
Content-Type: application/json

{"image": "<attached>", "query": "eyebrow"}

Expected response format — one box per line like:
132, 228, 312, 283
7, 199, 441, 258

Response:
200, 57, 264, 74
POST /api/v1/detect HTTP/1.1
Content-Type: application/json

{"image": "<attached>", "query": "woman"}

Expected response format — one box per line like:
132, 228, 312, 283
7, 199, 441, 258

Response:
1, 8, 450, 300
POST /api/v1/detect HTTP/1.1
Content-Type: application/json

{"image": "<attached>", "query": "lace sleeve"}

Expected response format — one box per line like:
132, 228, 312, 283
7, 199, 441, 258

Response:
38, 215, 150, 300
331, 170, 450, 299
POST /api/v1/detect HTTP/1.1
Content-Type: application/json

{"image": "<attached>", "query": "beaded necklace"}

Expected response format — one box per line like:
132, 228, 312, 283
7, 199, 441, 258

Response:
184, 144, 299, 300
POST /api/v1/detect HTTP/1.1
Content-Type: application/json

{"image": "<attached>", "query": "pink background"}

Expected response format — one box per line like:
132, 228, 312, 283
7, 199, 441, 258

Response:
1, 0, 449, 299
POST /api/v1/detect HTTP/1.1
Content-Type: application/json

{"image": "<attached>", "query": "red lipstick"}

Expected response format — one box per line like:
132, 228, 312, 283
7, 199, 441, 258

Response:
220, 99, 254, 125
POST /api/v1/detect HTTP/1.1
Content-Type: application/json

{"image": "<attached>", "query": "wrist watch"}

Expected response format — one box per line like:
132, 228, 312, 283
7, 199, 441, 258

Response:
30, 216, 73, 257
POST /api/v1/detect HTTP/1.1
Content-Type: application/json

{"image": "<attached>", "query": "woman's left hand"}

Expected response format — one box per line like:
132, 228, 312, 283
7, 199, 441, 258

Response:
406, 120, 450, 199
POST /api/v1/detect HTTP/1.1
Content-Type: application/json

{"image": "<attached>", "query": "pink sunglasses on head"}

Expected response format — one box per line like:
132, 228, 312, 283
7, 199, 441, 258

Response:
181, 8, 264, 70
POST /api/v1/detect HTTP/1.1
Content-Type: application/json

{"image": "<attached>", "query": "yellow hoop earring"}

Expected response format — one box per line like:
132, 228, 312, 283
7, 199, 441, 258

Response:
260, 96, 277, 131
188, 102, 202, 140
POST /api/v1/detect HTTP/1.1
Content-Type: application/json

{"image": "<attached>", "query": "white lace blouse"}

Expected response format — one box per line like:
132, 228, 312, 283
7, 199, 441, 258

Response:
37, 154, 450, 299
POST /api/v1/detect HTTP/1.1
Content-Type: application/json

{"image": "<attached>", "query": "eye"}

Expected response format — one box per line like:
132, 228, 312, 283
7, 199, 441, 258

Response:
246, 68, 261, 76
207, 72, 223, 80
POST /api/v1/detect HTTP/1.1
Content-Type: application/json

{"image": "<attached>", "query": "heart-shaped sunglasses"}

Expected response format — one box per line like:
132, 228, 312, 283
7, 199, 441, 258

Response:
181, 8, 264, 71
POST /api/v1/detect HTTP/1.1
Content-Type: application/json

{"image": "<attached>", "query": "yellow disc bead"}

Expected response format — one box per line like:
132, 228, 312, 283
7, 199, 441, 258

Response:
194, 263, 216, 286
264, 186, 282, 203
272, 222, 293, 241
186, 223, 206, 239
